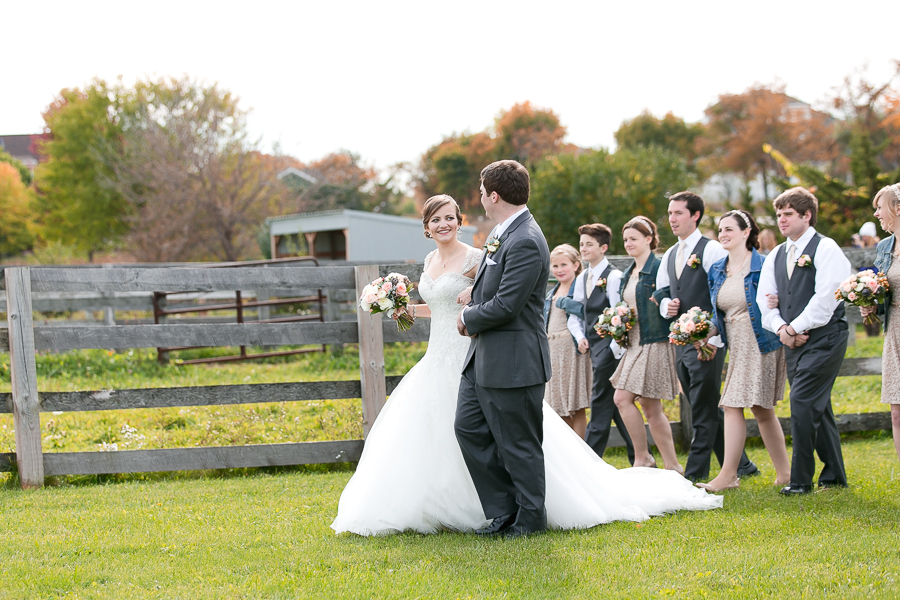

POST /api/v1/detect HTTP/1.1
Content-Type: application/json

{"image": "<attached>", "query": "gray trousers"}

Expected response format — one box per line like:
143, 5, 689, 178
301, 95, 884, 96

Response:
785, 325, 848, 487
584, 344, 636, 463
455, 360, 547, 532
676, 344, 754, 480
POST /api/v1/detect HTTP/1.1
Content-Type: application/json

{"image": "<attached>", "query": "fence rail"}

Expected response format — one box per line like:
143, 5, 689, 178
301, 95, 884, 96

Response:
0, 251, 891, 489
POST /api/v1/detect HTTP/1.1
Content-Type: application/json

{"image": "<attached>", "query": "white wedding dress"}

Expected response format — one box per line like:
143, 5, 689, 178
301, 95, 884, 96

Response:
331, 247, 721, 536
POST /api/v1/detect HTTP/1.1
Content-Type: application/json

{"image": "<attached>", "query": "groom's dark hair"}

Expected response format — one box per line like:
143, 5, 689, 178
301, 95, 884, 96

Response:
481, 160, 530, 206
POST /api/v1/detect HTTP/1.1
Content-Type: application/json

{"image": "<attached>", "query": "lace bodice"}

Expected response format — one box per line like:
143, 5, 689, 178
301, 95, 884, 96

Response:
419, 247, 483, 357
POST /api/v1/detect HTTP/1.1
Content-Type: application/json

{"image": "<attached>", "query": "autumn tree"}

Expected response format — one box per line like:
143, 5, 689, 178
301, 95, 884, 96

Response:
614, 111, 705, 167
0, 162, 36, 256
34, 79, 131, 259
105, 77, 284, 262
530, 146, 697, 251
417, 102, 570, 214
0, 148, 33, 186
699, 85, 839, 202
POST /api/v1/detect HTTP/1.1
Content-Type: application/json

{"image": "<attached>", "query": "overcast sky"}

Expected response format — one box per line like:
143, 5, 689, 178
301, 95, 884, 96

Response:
3, 1, 897, 172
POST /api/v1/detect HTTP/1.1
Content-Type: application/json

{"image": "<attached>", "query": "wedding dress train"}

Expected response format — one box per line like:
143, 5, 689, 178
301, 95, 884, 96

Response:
331, 249, 721, 536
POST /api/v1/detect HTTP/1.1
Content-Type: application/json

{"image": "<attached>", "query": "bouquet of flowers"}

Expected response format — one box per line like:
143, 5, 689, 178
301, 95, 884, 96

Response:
359, 273, 415, 331
669, 306, 715, 359
835, 269, 890, 326
594, 302, 636, 346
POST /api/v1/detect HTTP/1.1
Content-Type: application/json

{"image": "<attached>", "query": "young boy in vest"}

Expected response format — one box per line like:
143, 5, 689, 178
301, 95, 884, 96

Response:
757, 187, 851, 495
654, 192, 758, 482
567, 223, 637, 463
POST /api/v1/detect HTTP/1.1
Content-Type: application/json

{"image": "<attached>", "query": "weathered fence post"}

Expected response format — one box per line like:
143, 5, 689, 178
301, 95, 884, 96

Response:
5, 267, 44, 488
354, 265, 386, 437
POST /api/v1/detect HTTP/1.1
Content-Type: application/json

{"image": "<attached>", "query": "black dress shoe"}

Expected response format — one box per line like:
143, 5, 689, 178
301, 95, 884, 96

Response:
779, 484, 812, 496
475, 513, 517, 537
737, 465, 761, 478
503, 525, 545, 540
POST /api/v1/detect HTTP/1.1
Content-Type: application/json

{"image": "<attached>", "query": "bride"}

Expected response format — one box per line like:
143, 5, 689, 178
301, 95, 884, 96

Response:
331, 195, 722, 536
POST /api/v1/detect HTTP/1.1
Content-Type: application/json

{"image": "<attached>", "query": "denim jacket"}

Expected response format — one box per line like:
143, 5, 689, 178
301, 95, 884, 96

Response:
707, 249, 782, 354
619, 254, 670, 345
874, 235, 895, 331
544, 282, 582, 348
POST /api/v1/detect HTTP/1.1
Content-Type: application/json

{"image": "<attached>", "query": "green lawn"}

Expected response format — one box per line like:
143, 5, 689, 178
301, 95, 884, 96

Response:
0, 438, 898, 599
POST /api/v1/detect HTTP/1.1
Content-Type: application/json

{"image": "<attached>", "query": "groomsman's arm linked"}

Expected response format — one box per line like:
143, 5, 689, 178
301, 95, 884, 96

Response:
462, 237, 546, 337
567, 270, 589, 354
788, 237, 851, 335
653, 245, 674, 314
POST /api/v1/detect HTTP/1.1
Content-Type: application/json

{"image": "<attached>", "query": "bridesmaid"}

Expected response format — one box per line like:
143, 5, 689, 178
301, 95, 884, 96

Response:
698, 210, 790, 492
862, 183, 900, 462
543, 244, 592, 436
611, 217, 682, 472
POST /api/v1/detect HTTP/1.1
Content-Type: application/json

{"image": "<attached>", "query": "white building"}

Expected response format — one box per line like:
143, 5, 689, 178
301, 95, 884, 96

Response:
267, 209, 478, 262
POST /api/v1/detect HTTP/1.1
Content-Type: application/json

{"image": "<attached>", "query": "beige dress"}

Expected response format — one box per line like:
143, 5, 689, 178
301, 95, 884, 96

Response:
882, 259, 900, 404
717, 265, 786, 409
610, 270, 679, 399
544, 299, 592, 417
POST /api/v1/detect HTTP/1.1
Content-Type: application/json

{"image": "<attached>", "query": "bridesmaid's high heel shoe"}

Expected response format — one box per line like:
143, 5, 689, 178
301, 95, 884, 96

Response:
695, 478, 740, 492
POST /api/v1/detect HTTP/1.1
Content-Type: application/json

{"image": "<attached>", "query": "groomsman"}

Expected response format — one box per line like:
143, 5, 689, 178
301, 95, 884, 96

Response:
758, 187, 850, 495
567, 223, 637, 463
654, 191, 758, 482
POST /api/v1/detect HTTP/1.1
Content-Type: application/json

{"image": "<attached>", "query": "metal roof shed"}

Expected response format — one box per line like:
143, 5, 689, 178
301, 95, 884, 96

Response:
267, 209, 478, 262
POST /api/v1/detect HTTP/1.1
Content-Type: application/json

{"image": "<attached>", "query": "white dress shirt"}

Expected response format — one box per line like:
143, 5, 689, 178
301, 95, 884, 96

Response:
567, 258, 623, 343
655, 228, 727, 318
461, 206, 531, 326
757, 227, 851, 335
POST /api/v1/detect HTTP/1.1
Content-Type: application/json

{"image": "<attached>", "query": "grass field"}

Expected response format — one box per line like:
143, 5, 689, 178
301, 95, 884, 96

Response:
0, 328, 897, 597
0, 439, 898, 599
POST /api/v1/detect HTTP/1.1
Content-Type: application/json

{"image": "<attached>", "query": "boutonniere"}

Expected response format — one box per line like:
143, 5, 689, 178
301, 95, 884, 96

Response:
687, 254, 701, 269
797, 254, 812, 268
484, 236, 501, 254
595, 278, 607, 290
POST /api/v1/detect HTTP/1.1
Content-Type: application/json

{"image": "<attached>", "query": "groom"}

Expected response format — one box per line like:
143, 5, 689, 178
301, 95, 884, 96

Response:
455, 160, 552, 539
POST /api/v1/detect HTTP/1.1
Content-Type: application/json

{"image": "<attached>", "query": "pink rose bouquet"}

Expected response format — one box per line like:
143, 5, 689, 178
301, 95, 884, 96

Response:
834, 270, 890, 326
359, 272, 416, 331
669, 306, 714, 358
594, 302, 636, 346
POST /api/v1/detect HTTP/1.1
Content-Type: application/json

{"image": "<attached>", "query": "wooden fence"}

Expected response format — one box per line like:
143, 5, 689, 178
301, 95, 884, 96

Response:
0, 251, 892, 489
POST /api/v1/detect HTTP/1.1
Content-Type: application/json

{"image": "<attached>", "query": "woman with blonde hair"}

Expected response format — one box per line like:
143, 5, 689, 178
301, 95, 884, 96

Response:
543, 244, 592, 436
861, 183, 900, 462
611, 217, 683, 473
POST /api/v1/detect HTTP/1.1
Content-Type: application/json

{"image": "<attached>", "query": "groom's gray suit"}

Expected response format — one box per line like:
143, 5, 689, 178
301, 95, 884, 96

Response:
454, 209, 552, 533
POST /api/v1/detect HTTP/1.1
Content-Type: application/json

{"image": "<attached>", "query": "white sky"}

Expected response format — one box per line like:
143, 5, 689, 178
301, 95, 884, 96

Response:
3, 0, 897, 172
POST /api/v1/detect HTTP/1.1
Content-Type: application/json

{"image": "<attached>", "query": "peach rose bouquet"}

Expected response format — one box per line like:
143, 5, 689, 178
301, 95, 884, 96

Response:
359, 273, 415, 331
669, 306, 714, 358
594, 302, 636, 346
835, 270, 890, 326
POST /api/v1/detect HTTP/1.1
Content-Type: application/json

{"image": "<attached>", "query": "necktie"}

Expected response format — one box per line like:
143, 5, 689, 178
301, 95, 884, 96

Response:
585, 267, 594, 299
674, 241, 686, 279
787, 244, 797, 279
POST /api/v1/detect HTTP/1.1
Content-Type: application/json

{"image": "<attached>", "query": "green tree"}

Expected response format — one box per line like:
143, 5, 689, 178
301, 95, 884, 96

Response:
0, 148, 33, 186
614, 111, 705, 166
33, 79, 130, 260
0, 162, 36, 256
530, 146, 697, 252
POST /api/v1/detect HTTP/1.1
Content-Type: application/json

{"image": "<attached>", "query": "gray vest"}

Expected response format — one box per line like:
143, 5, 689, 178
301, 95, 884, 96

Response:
773, 233, 845, 328
667, 236, 713, 316
584, 264, 614, 349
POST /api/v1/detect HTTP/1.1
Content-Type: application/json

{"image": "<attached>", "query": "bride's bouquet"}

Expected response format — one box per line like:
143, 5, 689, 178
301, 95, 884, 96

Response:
835, 269, 890, 326
669, 306, 715, 359
359, 273, 415, 332
594, 302, 636, 346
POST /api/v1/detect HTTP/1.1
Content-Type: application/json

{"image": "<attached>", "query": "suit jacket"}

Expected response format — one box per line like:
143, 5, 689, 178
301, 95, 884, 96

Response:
463, 210, 552, 388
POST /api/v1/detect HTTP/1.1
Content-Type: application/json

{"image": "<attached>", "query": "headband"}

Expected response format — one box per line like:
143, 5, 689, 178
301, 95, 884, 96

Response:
631, 216, 654, 231
727, 210, 752, 229
892, 184, 900, 202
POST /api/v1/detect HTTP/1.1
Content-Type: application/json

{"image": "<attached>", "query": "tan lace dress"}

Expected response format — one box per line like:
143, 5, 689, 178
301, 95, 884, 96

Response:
544, 296, 592, 417
609, 270, 679, 399
717, 265, 786, 409
882, 259, 900, 404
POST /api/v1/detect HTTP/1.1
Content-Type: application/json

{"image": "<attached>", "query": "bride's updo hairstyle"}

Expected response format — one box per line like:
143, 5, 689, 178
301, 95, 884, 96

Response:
550, 244, 584, 276
622, 216, 659, 251
422, 194, 463, 238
